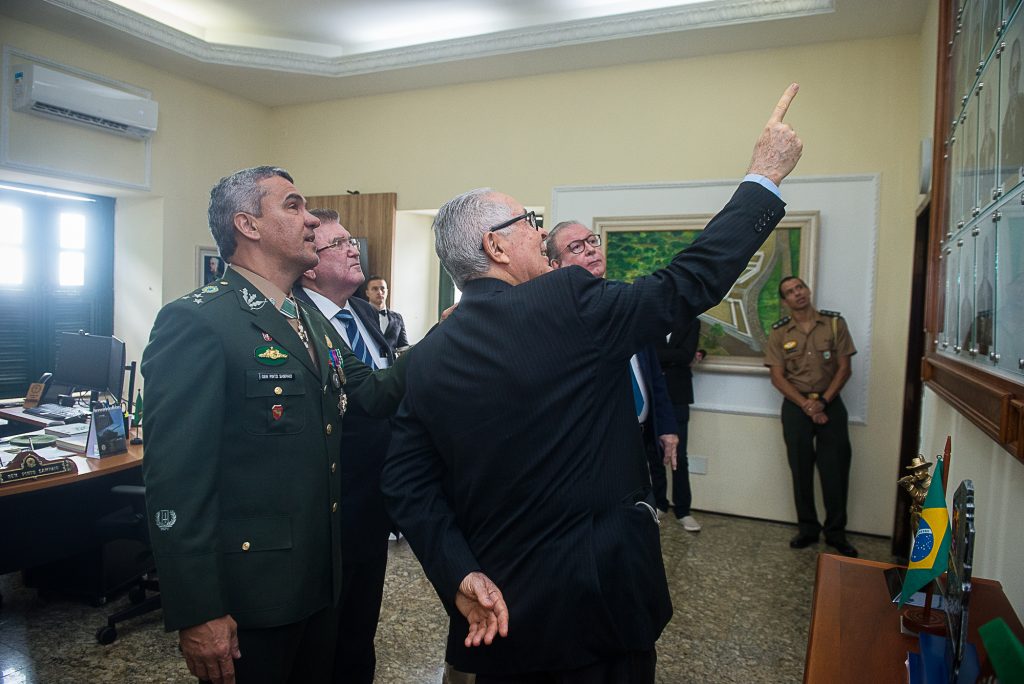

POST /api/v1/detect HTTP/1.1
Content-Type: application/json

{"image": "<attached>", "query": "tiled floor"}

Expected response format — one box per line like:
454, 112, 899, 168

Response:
0, 513, 894, 683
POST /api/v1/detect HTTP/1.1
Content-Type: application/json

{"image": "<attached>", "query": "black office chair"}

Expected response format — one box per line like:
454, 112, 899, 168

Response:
94, 484, 161, 644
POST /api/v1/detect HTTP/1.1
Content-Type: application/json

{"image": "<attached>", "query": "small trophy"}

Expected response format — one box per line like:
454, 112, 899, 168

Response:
897, 454, 934, 523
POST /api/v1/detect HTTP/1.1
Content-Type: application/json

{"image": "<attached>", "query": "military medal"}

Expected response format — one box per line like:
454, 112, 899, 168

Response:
271, 404, 284, 421
328, 349, 344, 390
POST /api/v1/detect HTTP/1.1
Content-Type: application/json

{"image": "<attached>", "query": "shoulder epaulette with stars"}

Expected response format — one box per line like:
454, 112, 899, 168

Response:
819, 309, 843, 318
771, 316, 791, 329
179, 280, 232, 306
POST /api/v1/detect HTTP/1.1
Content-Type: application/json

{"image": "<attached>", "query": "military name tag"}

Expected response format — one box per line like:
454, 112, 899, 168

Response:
257, 372, 295, 381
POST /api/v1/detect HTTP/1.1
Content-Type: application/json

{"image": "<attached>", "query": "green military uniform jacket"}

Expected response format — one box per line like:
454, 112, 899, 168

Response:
141, 269, 406, 632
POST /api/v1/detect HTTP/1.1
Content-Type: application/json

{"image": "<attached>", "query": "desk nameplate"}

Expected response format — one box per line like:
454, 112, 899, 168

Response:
0, 450, 78, 485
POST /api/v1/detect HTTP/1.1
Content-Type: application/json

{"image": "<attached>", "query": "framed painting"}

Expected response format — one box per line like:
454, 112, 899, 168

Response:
596, 211, 819, 373
196, 246, 225, 287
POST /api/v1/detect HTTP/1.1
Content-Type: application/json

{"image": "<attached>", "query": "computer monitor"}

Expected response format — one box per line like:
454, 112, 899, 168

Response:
52, 332, 127, 404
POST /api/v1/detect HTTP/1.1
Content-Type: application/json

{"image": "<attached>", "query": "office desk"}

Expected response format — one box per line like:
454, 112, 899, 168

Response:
804, 554, 1024, 683
0, 409, 144, 598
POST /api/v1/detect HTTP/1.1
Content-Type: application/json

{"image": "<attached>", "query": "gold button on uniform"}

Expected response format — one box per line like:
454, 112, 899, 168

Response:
326, 423, 333, 435
274, 386, 283, 395
331, 502, 338, 513
241, 541, 251, 551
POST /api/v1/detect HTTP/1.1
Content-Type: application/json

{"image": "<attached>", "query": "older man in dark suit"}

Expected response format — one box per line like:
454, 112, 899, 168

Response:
382, 86, 803, 682
294, 209, 395, 683
545, 220, 680, 517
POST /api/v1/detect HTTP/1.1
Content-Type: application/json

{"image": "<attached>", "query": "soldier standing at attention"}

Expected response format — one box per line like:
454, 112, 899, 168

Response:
764, 276, 858, 557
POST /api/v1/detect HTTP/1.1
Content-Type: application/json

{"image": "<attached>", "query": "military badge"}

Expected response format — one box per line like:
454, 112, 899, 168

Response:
271, 404, 284, 421
154, 509, 177, 531
240, 287, 267, 311
823, 351, 832, 360
783, 340, 798, 351
201, 285, 219, 293
262, 332, 273, 342
255, 345, 289, 366
338, 391, 348, 417
325, 334, 333, 349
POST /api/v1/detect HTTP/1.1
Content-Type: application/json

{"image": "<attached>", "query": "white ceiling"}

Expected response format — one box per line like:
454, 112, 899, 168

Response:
1, 0, 930, 106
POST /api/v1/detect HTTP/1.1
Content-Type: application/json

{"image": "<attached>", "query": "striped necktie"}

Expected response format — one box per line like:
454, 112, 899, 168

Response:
335, 309, 375, 368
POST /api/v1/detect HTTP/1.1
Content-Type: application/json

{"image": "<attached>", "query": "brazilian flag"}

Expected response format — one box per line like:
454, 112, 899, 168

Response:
898, 458, 951, 607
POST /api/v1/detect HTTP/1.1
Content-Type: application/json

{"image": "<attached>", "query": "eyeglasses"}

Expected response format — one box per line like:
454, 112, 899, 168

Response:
316, 237, 360, 253
479, 211, 540, 251
488, 211, 539, 233
552, 234, 601, 260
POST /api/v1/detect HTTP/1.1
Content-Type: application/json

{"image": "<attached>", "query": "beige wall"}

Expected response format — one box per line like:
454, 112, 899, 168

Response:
0, 18, 271, 380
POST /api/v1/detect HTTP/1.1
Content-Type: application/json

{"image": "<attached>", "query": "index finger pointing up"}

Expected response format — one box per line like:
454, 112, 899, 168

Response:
768, 83, 800, 124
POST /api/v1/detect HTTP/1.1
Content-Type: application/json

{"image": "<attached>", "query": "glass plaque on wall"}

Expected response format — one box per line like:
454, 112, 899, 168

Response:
1000, 7, 1024, 193
995, 188, 1024, 374
956, 234, 977, 353
962, 93, 981, 222
978, 66, 1000, 203
945, 241, 962, 352
972, 216, 997, 357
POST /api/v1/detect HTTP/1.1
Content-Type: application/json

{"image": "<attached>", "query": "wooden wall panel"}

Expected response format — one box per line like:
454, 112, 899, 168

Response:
306, 192, 397, 297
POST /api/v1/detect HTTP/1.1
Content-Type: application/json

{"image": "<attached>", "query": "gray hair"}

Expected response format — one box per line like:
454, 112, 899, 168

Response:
208, 166, 294, 261
309, 208, 339, 223
433, 187, 515, 288
543, 220, 586, 265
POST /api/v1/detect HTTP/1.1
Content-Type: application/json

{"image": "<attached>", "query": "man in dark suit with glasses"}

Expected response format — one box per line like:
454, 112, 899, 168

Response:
383, 85, 803, 683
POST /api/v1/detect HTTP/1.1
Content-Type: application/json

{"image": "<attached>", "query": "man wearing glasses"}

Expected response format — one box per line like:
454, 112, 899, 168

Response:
382, 85, 802, 682
294, 208, 396, 683
545, 221, 684, 526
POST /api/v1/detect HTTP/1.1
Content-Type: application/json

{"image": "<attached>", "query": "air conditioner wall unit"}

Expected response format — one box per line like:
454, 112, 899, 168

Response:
12, 63, 158, 139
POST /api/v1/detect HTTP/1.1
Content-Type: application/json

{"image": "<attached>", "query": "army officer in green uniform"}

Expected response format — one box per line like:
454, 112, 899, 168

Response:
764, 275, 858, 558
142, 167, 405, 683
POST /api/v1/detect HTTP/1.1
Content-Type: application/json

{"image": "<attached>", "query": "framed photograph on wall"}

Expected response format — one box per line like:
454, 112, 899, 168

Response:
196, 246, 225, 287
596, 211, 819, 373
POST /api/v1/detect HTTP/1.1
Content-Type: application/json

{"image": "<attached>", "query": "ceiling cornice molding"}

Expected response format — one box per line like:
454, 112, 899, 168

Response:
44, 0, 834, 77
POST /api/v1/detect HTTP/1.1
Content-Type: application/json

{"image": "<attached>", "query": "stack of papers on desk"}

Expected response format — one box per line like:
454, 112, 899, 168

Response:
45, 423, 90, 438
55, 433, 88, 453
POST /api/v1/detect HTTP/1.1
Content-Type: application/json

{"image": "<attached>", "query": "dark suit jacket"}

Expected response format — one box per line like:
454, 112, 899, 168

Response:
379, 308, 408, 352
635, 345, 678, 444
294, 286, 394, 559
655, 318, 701, 405
142, 271, 404, 633
381, 182, 784, 674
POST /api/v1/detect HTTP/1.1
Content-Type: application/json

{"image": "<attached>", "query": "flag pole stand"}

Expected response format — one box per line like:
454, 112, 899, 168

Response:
900, 578, 947, 635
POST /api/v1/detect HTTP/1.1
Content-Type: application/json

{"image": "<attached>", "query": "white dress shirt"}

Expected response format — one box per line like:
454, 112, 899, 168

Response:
304, 289, 390, 369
